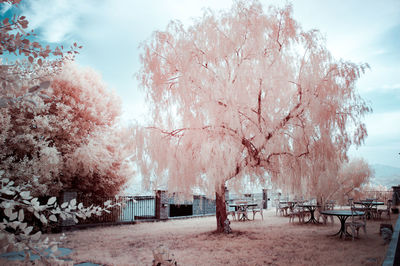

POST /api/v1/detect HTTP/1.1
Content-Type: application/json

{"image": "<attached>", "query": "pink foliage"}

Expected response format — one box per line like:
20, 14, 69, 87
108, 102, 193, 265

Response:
136, 0, 371, 201
306, 158, 373, 205
0, 62, 134, 197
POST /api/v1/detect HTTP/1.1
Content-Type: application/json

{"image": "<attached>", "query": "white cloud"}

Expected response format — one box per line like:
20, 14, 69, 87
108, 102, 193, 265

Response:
20, 0, 85, 43
365, 111, 400, 140
1, 2, 12, 14
357, 64, 400, 93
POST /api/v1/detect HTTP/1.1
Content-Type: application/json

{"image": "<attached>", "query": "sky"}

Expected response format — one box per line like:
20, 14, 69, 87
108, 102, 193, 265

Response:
2, 0, 400, 171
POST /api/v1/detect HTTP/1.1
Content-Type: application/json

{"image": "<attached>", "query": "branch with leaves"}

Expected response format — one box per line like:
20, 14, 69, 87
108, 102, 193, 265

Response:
0, 171, 119, 263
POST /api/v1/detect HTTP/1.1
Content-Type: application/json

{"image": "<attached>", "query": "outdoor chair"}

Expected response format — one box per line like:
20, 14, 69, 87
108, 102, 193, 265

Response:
317, 200, 334, 224
377, 200, 392, 220
236, 203, 248, 221
367, 198, 379, 219
345, 201, 367, 241
275, 199, 289, 216
250, 200, 265, 220
225, 202, 236, 221
288, 204, 306, 223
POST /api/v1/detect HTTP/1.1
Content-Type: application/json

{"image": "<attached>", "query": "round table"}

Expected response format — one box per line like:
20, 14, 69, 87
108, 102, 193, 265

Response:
353, 201, 384, 219
320, 210, 364, 238
298, 204, 321, 224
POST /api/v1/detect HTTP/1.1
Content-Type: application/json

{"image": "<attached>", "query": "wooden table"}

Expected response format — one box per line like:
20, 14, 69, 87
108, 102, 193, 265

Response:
229, 203, 258, 221
320, 210, 364, 238
298, 204, 321, 224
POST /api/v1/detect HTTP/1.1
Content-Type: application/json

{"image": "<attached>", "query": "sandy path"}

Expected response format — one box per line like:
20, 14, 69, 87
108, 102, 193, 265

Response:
59, 209, 397, 265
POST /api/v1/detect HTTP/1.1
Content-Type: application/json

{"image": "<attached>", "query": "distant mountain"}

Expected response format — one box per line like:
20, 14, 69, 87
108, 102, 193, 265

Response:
370, 164, 400, 188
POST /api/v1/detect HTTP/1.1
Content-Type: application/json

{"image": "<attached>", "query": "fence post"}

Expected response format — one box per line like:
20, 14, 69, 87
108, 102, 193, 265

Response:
392, 186, 400, 206
262, 189, 268, 209
155, 190, 169, 220
204, 196, 207, 215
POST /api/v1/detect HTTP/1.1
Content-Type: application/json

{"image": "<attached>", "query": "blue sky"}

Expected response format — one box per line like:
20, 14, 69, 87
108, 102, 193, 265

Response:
2, 0, 400, 169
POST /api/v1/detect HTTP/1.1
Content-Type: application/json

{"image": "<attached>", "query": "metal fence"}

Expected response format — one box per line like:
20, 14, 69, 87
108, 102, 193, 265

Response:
77, 195, 156, 225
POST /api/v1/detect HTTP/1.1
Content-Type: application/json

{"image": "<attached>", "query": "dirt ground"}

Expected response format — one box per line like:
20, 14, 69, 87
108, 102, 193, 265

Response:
58, 208, 397, 266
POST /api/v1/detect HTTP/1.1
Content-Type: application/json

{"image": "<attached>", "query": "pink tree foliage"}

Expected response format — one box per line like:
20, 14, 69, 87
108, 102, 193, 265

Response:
0, 62, 134, 198
135, 0, 371, 232
305, 158, 373, 206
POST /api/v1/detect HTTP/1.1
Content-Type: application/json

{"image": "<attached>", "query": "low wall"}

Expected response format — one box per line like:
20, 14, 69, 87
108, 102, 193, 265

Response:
383, 213, 400, 265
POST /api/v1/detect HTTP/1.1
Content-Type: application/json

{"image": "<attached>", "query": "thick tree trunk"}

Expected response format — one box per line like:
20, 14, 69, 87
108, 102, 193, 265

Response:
215, 183, 228, 233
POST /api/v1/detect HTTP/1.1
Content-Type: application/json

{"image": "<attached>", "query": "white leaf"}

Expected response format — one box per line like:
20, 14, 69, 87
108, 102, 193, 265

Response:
4, 208, 12, 217
70, 198, 76, 207
34, 211, 40, 219
47, 197, 57, 205
24, 226, 33, 235
40, 214, 47, 224
61, 202, 68, 209
20, 191, 31, 200
19, 222, 27, 230
78, 203, 83, 209
49, 215, 57, 222
9, 212, 18, 221
10, 221, 19, 230
31, 198, 39, 206
31, 231, 41, 241
104, 200, 111, 206
3, 189, 15, 195
18, 209, 24, 222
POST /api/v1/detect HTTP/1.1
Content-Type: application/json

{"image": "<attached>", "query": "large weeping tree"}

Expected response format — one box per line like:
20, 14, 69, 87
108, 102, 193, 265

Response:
135, 0, 371, 233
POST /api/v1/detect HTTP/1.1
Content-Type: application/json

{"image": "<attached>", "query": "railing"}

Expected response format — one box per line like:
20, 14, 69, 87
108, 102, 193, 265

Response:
77, 195, 156, 224
192, 195, 216, 216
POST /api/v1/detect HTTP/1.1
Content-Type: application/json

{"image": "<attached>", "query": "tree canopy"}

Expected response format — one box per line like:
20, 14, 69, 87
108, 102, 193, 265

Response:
0, 62, 135, 198
136, 0, 371, 232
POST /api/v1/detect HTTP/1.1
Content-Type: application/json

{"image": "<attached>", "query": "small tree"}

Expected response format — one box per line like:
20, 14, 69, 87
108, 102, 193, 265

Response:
1, 62, 135, 198
305, 158, 373, 206
136, 0, 371, 232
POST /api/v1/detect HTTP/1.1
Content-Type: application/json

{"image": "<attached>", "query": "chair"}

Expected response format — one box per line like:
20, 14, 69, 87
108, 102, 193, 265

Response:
318, 200, 335, 224
250, 200, 265, 220
288, 204, 306, 223
366, 198, 379, 219
275, 199, 289, 216
236, 203, 248, 221
377, 200, 392, 220
225, 202, 236, 221
345, 201, 367, 241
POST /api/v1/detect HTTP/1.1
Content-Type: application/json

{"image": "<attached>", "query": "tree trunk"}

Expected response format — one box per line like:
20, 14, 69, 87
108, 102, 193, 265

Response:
215, 183, 228, 233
